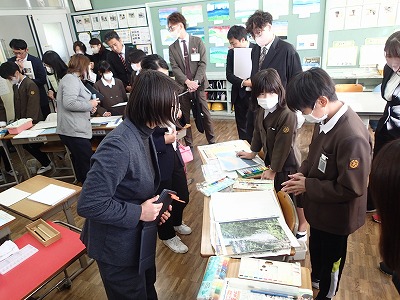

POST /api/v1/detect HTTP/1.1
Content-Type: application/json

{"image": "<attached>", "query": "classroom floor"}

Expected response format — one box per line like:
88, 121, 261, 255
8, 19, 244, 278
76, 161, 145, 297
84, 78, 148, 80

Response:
5, 119, 399, 300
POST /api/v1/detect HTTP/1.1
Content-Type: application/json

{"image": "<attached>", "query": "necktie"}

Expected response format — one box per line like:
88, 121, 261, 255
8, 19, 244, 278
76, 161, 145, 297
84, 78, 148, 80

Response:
119, 53, 128, 72
181, 40, 192, 80
258, 46, 268, 71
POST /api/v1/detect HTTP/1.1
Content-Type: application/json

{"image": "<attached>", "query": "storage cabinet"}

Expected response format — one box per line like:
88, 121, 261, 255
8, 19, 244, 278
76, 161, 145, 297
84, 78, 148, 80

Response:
205, 72, 233, 118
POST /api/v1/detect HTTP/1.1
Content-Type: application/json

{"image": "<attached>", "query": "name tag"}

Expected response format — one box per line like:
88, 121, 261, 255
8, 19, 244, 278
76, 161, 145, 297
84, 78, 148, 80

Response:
318, 153, 327, 173
93, 130, 106, 136
191, 53, 200, 62
28, 136, 47, 142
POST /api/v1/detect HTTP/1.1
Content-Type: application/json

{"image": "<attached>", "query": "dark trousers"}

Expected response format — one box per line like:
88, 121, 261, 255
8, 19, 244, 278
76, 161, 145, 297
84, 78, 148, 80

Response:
0, 147, 11, 171
233, 95, 250, 142
22, 143, 51, 167
157, 151, 189, 240
309, 227, 348, 300
180, 90, 215, 146
246, 109, 256, 144
59, 135, 92, 183
41, 103, 51, 120
97, 261, 157, 300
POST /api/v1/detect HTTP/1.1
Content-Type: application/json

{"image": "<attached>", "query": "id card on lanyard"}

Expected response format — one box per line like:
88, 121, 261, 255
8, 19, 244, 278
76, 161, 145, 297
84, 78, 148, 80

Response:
318, 153, 328, 173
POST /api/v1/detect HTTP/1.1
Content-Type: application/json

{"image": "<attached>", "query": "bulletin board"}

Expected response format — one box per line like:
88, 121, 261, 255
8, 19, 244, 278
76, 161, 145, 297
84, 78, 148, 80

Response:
322, 0, 400, 70
70, 5, 153, 55
147, 0, 325, 72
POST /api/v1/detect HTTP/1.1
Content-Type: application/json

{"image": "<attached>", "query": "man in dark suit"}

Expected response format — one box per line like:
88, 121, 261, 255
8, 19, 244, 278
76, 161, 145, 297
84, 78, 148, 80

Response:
167, 12, 215, 147
104, 31, 134, 92
226, 25, 254, 143
8, 39, 50, 119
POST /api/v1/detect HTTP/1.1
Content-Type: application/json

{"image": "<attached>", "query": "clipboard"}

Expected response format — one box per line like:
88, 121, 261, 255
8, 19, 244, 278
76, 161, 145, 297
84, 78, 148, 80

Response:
84, 83, 105, 101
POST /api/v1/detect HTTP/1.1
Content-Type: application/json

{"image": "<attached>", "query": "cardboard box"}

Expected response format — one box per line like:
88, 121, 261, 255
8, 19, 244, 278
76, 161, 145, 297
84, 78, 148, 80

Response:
26, 219, 61, 247
6, 118, 33, 134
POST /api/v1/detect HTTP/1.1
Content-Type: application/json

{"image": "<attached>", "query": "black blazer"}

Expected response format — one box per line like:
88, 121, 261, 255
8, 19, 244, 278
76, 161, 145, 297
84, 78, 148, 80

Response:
107, 47, 134, 87
250, 36, 302, 88
91, 49, 111, 81
226, 43, 255, 104
9, 54, 48, 108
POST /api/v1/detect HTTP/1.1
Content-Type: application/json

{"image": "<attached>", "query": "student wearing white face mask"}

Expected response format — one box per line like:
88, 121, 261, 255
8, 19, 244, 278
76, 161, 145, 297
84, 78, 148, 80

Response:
89, 38, 111, 81
128, 49, 146, 88
237, 68, 300, 196
93, 60, 127, 116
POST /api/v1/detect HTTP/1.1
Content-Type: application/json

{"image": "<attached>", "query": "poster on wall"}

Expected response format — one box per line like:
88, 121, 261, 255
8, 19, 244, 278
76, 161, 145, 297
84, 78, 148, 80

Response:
296, 34, 318, 50
209, 26, 230, 46
360, 4, 379, 28
378, 2, 397, 27
73, 15, 85, 32
210, 46, 229, 65
263, 0, 289, 19
293, 0, 320, 18
115, 29, 131, 44
108, 12, 119, 29
344, 6, 362, 29
187, 27, 205, 41
136, 44, 153, 55
235, 0, 259, 22
160, 29, 176, 46
182, 5, 204, 26
91, 14, 101, 31
82, 15, 92, 31
130, 27, 151, 45
273, 21, 288, 39
207, 2, 230, 23
126, 9, 138, 27
99, 12, 111, 29
136, 8, 148, 26
118, 11, 128, 28
159, 7, 177, 26
328, 7, 345, 31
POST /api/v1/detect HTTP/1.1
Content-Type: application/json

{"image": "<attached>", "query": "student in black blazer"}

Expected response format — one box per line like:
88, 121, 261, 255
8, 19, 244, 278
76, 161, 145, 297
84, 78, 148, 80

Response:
8, 39, 50, 118
226, 25, 255, 143
89, 38, 111, 81
104, 31, 134, 92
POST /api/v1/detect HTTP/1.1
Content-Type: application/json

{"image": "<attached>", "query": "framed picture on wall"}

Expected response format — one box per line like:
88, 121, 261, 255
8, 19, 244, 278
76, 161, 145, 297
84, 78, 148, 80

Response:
71, 0, 93, 12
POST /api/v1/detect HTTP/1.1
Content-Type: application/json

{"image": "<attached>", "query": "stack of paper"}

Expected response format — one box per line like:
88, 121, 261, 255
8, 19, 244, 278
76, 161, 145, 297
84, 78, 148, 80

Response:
0, 210, 16, 227
0, 188, 31, 206
27, 184, 75, 206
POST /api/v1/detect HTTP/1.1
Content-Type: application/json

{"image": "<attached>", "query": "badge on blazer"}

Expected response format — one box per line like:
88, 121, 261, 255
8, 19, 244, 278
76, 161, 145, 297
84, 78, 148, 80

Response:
282, 126, 289, 133
349, 159, 359, 169
30, 90, 35, 95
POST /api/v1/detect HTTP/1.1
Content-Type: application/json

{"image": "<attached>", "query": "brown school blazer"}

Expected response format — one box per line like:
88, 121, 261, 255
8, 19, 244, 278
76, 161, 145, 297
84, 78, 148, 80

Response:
169, 35, 209, 90
299, 107, 372, 236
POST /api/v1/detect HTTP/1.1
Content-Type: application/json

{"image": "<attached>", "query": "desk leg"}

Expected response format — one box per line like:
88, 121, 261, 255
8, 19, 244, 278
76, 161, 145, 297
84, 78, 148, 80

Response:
1, 140, 20, 184
14, 144, 31, 179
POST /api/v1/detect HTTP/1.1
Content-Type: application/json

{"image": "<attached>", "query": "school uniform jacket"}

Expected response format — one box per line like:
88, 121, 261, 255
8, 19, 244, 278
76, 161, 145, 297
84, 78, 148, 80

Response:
250, 105, 299, 172
226, 43, 255, 105
169, 35, 209, 90
251, 36, 302, 87
107, 48, 134, 87
78, 119, 160, 267
93, 78, 127, 116
13, 77, 42, 123
299, 107, 372, 235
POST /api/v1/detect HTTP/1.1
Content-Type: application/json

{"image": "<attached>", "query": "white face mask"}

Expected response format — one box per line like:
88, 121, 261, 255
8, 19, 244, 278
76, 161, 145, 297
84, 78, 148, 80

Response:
303, 103, 328, 123
75, 50, 83, 54
91, 46, 100, 54
10, 76, 19, 85
45, 66, 54, 74
170, 29, 181, 40
255, 30, 270, 47
131, 64, 140, 71
257, 94, 279, 110
103, 72, 113, 81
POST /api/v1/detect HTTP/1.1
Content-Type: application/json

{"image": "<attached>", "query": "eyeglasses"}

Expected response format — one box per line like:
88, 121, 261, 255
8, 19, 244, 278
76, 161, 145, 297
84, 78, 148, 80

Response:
167, 25, 177, 32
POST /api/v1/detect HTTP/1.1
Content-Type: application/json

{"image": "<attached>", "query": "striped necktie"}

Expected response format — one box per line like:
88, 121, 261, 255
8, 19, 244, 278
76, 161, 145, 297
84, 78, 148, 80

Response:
119, 53, 128, 72
258, 46, 268, 71
182, 40, 192, 80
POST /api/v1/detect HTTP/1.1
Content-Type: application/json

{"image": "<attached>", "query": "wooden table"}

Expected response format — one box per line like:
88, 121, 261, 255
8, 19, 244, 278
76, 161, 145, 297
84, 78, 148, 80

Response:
0, 175, 81, 227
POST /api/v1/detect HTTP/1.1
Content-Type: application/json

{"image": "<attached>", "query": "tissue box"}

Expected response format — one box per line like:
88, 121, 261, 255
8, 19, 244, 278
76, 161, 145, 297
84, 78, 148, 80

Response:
6, 118, 33, 134
26, 219, 61, 247
289, 240, 308, 261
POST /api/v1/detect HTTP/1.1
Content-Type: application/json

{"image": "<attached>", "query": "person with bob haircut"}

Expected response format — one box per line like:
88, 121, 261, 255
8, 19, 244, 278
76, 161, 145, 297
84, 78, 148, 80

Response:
128, 49, 147, 87
141, 54, 192, 254
56, 54, 99, 184
42, 50, 68, 105
89, 38, 111, 81
369, 139, 400, 294
281, 67, 372, 300
93, 60, 127, 116
77, 70, 179, 300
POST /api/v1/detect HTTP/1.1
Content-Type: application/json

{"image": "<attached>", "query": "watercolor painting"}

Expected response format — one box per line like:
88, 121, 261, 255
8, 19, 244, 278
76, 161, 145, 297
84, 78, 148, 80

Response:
207, 1, 230, 21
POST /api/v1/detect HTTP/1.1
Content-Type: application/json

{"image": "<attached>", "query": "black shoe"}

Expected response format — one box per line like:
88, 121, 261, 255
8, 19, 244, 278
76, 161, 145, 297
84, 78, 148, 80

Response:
379, 262, 393, 276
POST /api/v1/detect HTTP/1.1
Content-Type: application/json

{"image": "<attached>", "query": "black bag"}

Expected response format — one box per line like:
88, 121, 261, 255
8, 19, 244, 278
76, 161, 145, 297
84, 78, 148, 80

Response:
190, 92, 205, 133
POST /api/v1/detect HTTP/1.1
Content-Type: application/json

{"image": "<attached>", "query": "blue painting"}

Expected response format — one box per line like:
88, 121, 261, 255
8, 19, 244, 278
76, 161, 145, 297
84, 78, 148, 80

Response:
187, 26, 205, 41
207, 1, 230, 21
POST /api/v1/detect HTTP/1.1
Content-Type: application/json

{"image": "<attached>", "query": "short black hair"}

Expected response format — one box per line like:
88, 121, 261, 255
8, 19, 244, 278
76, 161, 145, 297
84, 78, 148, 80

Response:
286, 67, 338, 112
89, 38, 106, 53
141, 54, 169, 72
98, 60, 112, 74
104, 30, 120, 43
251, 68, 285, 109
227, 25, 248, 41
128, 49, 146, 64
126, 70, 182, 127
246, 10, 273, 36
9, 39, 27, 50
0, 61, 20, 79
42, 50, 68, 80
73, 41, 87, 53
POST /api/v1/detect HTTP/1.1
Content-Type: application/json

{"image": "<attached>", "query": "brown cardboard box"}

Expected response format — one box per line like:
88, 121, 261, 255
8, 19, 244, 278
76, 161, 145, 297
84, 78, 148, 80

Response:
26, 219, 61, 246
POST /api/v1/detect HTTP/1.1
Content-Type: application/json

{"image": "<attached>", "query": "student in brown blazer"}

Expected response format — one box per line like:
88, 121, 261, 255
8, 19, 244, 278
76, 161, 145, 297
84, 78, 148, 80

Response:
282, 68, 372, 300
167, 12, 215, 147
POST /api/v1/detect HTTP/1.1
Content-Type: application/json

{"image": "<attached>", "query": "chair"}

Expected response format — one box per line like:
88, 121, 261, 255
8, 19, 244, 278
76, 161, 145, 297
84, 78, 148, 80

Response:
276, 190, 299, 235
335, 83, 364, 92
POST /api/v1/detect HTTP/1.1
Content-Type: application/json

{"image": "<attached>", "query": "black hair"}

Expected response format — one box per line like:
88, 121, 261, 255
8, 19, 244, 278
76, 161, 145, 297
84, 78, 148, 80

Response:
42, 50, 68, 81
98, 60, 112, 75
384, 31, 400, 58
227, 25, 248, 41
286, 67, 338, 112
89, 38, 106, 53
126, 70, 182, 127
246, 10, 273, 36
73, 41, 87, 53
141, 54, 169, 72
128, 49, 146, 64
251, 68, 285, 109
167, 12, 187, 29
104, 31, 120, 43
0, 61, 20, 79
9, 39, 27, 50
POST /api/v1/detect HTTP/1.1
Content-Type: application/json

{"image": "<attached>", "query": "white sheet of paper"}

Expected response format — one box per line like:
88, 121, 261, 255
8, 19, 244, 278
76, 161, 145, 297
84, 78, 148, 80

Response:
13, 129, 45, 139
90, 116, 121, 124
111, 102, 127, 108
31, 121, 57, 130
0, 188, 31, 207
233, 48, 252, 79
0, 210, 15, 227
27, 184, 75, 206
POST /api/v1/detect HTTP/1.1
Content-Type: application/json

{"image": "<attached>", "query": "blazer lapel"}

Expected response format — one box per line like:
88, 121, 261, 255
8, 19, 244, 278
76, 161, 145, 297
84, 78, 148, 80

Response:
172, 40, 185, 71
261, 36, 279, 69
